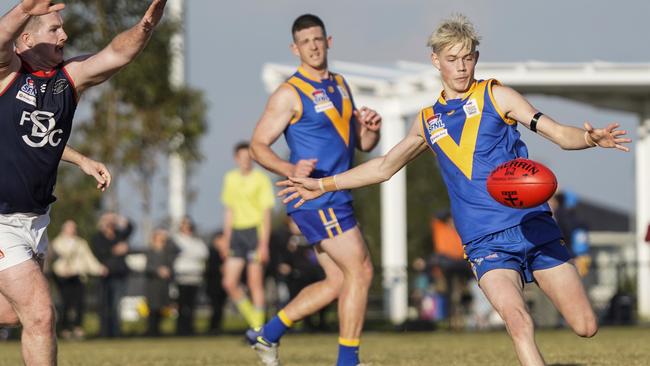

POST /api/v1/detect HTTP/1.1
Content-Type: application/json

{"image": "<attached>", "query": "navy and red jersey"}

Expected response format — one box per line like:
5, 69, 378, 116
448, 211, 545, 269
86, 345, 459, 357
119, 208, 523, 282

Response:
0, 58, 77, 214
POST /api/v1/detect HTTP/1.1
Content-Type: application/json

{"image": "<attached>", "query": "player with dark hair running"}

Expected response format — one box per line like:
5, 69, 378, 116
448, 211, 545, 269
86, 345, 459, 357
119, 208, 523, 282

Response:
248, 13, 382, 366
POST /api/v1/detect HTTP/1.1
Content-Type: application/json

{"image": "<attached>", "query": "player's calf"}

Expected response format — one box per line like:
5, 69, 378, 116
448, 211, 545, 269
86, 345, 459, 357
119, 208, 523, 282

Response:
0, 314, 20, 328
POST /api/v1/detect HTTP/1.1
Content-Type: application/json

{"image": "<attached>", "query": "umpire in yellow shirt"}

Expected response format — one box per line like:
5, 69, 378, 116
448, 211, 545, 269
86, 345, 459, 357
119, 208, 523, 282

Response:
220, 141, 275, 329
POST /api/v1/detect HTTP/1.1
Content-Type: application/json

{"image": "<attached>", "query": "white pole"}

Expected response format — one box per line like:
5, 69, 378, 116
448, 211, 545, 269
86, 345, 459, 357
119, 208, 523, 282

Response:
168, 0, 186, 229
380, 103, 408, 325
637, 101, 650, 319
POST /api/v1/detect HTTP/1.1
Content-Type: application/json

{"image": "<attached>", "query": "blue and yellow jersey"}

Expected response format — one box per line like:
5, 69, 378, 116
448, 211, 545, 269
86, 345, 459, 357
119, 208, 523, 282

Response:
283, 67, 357, 213
419, 79, 550, 243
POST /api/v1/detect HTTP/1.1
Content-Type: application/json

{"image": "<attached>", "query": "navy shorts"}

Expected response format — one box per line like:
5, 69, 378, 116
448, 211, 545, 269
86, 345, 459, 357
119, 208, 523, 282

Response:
464, 214, 571, 283
289, 203, 358, 244
229, 227, 258, 262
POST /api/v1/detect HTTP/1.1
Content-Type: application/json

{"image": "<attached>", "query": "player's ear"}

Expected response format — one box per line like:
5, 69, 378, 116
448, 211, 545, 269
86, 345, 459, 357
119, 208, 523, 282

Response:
431, 51, 440, 70
20, 32, 34, 48
326, 35, 332, 49
475, 50, 480, 63
290, 42, 300, 57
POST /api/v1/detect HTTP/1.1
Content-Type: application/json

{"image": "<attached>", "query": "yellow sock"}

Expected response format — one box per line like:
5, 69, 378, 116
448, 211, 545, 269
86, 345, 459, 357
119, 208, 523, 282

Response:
235, 298, 257, 328
251, 307, 265, 329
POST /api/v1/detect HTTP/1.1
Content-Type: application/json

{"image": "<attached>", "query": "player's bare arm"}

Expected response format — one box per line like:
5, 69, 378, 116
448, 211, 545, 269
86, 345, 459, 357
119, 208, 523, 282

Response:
63, 0, 167, 95
354, 106, 382, 152
0, 1, 65, 79
250, 83, 317, 177
493, 84, 631, 151
61, 145, 111, 191
278, 116, 429, 207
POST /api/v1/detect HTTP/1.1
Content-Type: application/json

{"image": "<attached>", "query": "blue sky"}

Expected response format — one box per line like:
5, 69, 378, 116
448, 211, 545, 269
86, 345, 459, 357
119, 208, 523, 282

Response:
1, 0, 648, 240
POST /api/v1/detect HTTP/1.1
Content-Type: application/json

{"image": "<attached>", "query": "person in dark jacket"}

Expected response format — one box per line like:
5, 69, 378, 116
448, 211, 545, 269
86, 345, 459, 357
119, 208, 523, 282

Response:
91, 213, 133, 338
144, 228, 176, 337
204, 231, 228, 334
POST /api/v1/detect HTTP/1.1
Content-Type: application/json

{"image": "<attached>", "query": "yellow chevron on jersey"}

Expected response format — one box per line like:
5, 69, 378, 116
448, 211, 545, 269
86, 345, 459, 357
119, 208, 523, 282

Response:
421, 80, 487, 179
419, 79, 551, 244
287, 74, 353, 146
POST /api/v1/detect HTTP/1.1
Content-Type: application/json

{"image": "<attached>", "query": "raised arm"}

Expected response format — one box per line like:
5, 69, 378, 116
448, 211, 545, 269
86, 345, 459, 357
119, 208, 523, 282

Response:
492, 84, 631, 151
250, 83, 317, 178
0, 1, 65, 78
279, 116, 429, 208
62, 145, 111, 191
63, 0, 167, 95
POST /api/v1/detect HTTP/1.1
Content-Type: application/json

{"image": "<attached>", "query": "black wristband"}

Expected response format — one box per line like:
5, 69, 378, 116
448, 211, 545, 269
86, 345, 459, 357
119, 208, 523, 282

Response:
530, 112, 543, 133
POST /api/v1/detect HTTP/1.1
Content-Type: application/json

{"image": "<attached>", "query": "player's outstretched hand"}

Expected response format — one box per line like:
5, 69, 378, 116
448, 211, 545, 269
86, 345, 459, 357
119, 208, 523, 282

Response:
141, 0, 167, 32
354, 106, 382, 132
79, 158, 112, 192
584, 122, 631, 152
20, 0, 65, 16
277, 177, 323, 208
293, 159, 317, 178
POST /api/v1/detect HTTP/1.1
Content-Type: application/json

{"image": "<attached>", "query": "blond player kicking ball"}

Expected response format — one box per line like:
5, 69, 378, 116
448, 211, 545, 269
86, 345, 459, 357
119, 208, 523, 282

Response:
278, 14, 630, 366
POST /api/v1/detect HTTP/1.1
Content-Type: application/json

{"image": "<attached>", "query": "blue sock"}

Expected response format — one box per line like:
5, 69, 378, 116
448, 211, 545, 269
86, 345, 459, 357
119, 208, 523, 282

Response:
262, 310, 293, 343
337, 338, 360, 366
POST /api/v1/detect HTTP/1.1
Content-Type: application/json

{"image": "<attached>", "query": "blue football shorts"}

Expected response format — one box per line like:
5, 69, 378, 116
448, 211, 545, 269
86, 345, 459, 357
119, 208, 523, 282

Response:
289, 203, 358, 245
464, 213, 571, 283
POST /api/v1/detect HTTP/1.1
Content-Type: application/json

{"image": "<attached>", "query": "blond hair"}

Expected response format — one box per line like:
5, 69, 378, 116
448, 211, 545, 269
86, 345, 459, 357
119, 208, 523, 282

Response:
427, 14, 481, 54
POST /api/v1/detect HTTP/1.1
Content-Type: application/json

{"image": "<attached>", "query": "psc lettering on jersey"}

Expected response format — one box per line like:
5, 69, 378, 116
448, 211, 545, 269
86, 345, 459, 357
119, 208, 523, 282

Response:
19, 110, 64, 148
313, 89, 334, 113
16, 76, 37, 106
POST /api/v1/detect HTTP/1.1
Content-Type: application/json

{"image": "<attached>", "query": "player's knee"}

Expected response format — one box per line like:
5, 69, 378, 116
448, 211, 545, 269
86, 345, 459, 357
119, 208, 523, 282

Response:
500, 307, 534, 340
25, 306, 55, 334
324, 270, 344, 296
574, 314, 598, 338
221, 277, 238, 294
361, 258, 374, 285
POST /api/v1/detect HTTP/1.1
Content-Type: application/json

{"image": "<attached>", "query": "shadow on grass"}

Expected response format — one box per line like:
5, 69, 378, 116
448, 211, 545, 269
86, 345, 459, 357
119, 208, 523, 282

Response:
549, 364, 585, 366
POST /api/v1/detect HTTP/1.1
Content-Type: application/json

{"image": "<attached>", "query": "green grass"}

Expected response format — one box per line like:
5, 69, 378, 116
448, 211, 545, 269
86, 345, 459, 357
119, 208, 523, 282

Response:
0, 327, 648, 365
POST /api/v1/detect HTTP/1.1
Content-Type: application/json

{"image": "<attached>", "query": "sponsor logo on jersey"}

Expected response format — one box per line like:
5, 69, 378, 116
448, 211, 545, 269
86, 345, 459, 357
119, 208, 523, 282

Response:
426, 113, 449, 144
16, 77, 37, 106
19, 110, 64, 148
426, 113, 444, 132
313, 88, 334, 113
53, 79, 69, 95
337, 85, 350, 99
21, 77, 36, 96
463, 98, 480, 117
40, 83, 47, 94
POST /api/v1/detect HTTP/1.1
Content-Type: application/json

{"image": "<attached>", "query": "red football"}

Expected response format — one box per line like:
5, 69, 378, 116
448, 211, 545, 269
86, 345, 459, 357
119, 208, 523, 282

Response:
486, 158, 557, 209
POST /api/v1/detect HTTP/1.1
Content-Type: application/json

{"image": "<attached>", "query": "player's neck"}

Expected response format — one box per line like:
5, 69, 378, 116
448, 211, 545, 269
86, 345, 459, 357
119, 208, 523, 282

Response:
299, 64, 329, 81
239, 167, 252, 175
17, 50, 58, 73
441, 79, 476, 100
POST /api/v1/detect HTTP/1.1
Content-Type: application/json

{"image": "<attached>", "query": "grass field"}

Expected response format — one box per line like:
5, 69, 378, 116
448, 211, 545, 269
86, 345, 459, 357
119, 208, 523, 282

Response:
0, 327, 648, 365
